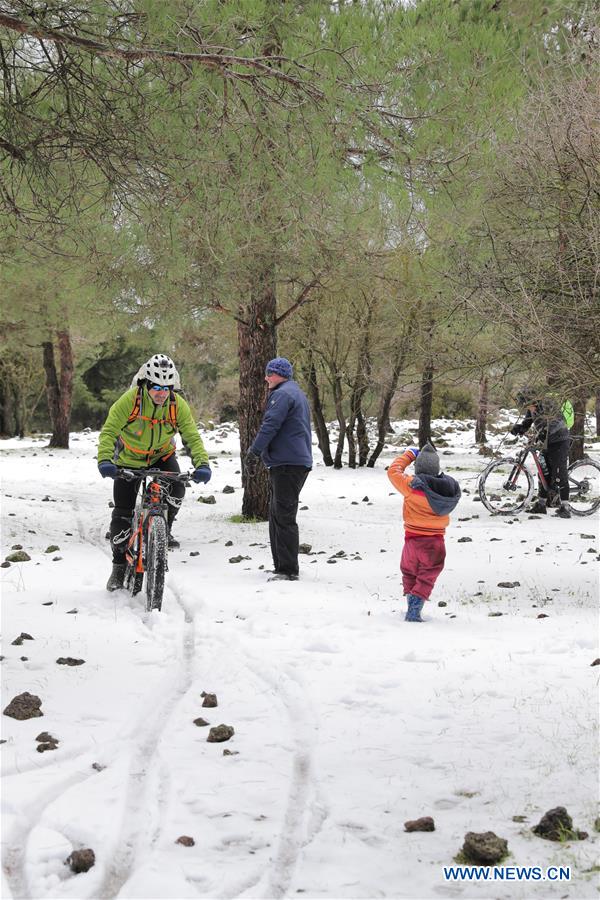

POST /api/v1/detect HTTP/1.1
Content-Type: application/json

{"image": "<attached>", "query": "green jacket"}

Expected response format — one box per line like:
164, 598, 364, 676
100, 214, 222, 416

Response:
98, 386, 209, 469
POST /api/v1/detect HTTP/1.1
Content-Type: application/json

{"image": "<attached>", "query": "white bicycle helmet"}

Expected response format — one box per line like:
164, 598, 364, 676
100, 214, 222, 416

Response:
131, 354, 181, 390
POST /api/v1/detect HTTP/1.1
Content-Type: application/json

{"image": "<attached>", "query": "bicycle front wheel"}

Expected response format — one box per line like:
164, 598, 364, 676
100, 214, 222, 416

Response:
125, 563, 143, 596
568, 458, 600, 517
145, 515, 167, 612
478, 456, 534, 514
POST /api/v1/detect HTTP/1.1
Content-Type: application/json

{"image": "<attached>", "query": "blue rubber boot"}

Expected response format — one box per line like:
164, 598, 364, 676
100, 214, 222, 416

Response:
405, 593, 425, 622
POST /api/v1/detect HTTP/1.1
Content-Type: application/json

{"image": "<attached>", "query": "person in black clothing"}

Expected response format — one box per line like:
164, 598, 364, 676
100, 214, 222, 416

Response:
246, 357, 312, 581
511, 389, 571, 518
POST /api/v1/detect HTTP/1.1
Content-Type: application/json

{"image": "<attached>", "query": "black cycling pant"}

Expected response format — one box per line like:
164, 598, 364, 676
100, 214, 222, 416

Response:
110, 454, 184, 562
268, 465, 310, 577
539, 440, 570, 503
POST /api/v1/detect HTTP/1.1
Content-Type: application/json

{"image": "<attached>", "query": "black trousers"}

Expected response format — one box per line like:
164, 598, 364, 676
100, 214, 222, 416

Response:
268, 465, 310, 576
110, 454, 184, 562
539, 440, 570, 502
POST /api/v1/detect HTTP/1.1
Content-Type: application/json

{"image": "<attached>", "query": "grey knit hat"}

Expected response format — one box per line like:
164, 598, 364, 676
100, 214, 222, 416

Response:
414, 442, 440, 476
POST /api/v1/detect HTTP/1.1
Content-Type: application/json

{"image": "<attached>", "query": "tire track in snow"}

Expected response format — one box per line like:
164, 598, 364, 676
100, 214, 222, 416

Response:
3, 766, 96, 899
96, 580, 197, 899
10, 502, 198, 900
213, 640, 328, 900
19, 494, 324, 898
250, 660, 328, 900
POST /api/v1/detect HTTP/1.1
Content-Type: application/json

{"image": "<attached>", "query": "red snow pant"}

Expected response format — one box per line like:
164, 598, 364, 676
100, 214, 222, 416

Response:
400, 533, 446, 601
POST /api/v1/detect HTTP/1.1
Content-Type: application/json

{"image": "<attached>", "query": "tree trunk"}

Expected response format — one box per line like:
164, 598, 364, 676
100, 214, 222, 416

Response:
0, 373, 16, 436
595, 393, 600, 437
418, 359, 434, 448
569, 396, 587, 464
346, 421, 357, 468
304, 361, 333, 466
475, 374, 488, 444
357, 409, 369, 466
332, 372, 345, 469
238, 269, 277, 520
346, 297, 373, 468
43, 329, 74, 449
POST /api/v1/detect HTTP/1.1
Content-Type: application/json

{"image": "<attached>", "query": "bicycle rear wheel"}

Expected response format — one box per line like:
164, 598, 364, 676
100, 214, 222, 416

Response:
478, 456, 534, 514
145, 515, 167, 611
567, 458, 600, 516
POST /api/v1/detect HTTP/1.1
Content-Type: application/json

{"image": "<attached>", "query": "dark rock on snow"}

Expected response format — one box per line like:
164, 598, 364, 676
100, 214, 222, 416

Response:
66, 848, 95, 873
5, 551, 31, 562
532, 807, 588, 841
497, 581, 520, 588
11, 632, 34, 645
56, 657, 85, 666
207, 724, 235, 743
404, 817, 435, 832
222, 485, 235, 494
3, 692, 43, 720
461, 831, 508, 864
201, 692, 218, 708
193, 717, 210, 727
176, 835, 195, 846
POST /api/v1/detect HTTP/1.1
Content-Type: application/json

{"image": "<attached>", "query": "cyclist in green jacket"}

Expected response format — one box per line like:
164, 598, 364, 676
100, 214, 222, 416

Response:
98, 354, 211, 591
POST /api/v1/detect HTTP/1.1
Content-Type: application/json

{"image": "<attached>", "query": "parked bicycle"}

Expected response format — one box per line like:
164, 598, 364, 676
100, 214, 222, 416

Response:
120, 467, 193, 611
478, 437, 600, 517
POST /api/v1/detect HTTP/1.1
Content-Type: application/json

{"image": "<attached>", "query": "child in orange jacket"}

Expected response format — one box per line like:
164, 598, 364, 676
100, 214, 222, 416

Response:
387, 443, 461, 621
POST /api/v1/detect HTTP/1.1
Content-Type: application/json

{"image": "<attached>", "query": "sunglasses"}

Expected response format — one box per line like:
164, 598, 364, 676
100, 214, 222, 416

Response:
149, 384, 170, 392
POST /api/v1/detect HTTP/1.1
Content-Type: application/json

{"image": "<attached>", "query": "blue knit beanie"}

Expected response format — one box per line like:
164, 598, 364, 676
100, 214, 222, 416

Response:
265, 357, 293, 379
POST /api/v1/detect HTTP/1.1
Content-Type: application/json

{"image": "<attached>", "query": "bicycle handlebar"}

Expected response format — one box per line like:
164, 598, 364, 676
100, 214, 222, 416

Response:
118, 467, 194, 483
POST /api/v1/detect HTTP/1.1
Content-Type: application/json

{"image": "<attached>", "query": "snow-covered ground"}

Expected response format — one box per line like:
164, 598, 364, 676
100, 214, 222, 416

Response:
1, 418, 599, 900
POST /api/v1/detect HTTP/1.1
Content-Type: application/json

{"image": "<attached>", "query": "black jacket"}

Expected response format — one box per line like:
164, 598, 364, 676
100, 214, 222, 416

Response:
512, 400, 569, 446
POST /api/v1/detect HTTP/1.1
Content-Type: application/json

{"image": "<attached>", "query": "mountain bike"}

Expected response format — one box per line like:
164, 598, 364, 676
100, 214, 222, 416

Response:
120, 468, 193, 611
478, 438, 600, 517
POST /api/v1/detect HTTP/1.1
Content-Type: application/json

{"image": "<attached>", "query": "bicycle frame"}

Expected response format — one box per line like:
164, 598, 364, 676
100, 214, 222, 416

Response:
123, 470, 185, 576
505, 444, 549, 494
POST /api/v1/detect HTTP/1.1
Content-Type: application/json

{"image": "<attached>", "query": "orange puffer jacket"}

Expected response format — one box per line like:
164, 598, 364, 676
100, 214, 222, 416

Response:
387, 449, 461, 536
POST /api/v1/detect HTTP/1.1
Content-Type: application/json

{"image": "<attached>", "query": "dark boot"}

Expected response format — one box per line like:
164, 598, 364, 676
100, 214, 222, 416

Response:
405, 593, 424, 622
555, 503, 571, 519
528, 498, 547, 514
167, 507, 180, 550
106, 563, 126, 592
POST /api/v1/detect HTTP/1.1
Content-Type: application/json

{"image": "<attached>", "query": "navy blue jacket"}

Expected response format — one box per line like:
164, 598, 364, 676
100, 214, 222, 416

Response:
411, 473, 461, 516
250, 379, 312, 468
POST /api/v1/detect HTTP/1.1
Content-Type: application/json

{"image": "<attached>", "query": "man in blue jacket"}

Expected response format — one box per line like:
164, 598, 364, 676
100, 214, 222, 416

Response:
246, 357, 312, 581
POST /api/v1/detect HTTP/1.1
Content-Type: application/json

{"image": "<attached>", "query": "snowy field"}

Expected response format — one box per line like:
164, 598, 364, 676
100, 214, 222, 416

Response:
1, 418, 599, 900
